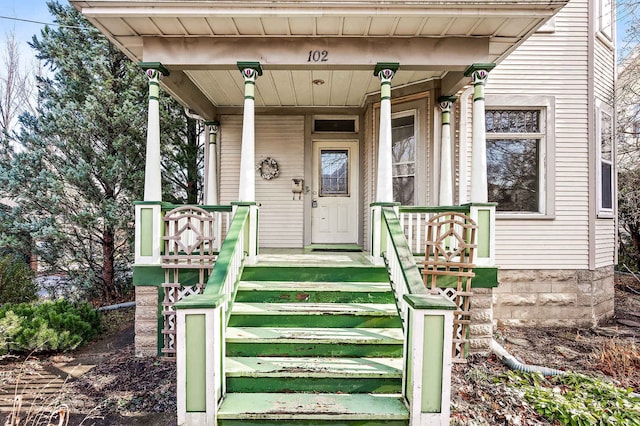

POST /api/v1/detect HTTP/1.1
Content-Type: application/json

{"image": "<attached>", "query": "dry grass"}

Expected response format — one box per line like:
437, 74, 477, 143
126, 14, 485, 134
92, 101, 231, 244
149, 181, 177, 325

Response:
592, 339, 640, 390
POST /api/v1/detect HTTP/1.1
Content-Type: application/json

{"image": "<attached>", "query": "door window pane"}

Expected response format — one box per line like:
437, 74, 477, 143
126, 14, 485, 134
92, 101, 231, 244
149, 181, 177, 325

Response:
392, 115, 416, 205
320, 149, 349, 196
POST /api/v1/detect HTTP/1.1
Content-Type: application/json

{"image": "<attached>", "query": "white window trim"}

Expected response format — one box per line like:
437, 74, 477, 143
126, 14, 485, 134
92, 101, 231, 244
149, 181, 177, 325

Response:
596, 102, 614, 218
596, 0, 614, 42
484, 95, 556, 219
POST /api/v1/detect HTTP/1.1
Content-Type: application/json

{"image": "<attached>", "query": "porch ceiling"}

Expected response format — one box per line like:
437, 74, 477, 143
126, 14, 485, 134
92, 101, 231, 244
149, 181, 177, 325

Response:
71, 0, 569, 118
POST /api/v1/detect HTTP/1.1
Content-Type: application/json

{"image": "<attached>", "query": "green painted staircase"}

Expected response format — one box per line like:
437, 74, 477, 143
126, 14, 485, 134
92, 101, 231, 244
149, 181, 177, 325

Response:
216, 265, 410, 425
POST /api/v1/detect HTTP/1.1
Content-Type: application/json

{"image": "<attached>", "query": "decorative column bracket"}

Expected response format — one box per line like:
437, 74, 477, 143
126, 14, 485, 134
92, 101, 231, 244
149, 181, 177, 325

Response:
464, 63, 495, 204
438, 95, 457, 206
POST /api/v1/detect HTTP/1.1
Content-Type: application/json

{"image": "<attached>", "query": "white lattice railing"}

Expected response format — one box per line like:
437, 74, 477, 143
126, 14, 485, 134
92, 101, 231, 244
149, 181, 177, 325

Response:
160, 204, 232, 355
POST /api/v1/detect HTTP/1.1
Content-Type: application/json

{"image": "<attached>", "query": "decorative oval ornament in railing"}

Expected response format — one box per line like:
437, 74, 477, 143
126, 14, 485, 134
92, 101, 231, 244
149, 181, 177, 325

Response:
257, 157, 280, 180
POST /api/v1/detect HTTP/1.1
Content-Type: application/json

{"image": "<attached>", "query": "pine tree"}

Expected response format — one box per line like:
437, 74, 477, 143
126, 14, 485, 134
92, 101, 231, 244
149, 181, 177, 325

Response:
1, 1, 148, 302
0, 2, 204, 303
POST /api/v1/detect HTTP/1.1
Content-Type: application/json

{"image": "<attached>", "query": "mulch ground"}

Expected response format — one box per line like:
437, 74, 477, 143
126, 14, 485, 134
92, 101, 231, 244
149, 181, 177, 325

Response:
1, 274, 639, 425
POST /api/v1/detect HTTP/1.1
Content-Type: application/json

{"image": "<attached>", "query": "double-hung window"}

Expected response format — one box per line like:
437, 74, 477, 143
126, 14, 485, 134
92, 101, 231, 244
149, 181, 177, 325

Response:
485, 108, 546, 213
391, 113, 416, 205
597, 104, 614, 215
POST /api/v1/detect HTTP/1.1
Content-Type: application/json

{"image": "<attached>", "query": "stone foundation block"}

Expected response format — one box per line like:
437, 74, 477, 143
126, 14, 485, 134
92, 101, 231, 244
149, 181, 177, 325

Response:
512, 281, 552, 293
496, 294, 536, 306
469, 323, 492, 337
471, 309, 492, 322
135, 286, 159, 358
538, 270, 577, 283
538, 293, 576, 306
499, 270, 537, 283
469, 337, 492, 351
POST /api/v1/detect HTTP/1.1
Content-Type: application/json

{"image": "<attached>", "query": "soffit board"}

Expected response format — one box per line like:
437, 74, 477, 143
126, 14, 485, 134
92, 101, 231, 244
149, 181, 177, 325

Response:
71, 0, 568, 108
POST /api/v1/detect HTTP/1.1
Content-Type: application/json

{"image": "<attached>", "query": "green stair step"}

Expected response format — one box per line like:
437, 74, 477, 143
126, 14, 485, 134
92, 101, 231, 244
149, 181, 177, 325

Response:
226, 327, 403, 357
227, 326, 403, 343
217, 392, 409, 425
226, 356, 402, 393
226, 356, 402, 377
236, 281, 395, 303
228, 302, 402, 328
240, 266, 390, 283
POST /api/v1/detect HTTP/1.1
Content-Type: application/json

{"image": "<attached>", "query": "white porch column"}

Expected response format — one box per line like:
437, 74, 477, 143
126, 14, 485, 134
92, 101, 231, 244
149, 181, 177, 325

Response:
375, 63, 399, 203
204, 121, 219, 205
438, 96, 457, 206
140, 62, 169, 202
465, 64, 495, 203
237, 62, 262, 202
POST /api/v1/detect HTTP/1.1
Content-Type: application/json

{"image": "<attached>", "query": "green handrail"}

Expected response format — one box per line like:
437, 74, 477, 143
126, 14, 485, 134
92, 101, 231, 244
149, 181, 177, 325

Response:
381, 206, 426, 295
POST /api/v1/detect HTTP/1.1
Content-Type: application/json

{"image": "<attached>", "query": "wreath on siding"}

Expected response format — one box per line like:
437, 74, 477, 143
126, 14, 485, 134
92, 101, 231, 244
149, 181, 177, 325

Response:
257, 157, 280, 180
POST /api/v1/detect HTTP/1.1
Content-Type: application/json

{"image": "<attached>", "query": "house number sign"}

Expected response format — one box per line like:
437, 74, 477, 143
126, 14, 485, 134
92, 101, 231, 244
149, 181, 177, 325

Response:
307, 50, 329, 62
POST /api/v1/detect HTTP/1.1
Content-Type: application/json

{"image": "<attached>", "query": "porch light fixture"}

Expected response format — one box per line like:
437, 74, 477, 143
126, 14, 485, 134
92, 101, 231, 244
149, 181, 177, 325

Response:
312, 79, 325, 85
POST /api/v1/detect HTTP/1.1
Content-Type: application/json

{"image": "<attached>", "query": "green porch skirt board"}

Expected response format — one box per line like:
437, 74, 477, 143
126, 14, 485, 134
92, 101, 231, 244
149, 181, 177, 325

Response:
416, 265, 498, 288
133, 266, 208, 287
133, 265, 496, 288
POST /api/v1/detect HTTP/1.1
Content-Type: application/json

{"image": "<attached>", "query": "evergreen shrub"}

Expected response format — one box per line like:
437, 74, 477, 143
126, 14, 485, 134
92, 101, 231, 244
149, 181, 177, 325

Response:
0, 254, 38, 304
0, 299, 101, 354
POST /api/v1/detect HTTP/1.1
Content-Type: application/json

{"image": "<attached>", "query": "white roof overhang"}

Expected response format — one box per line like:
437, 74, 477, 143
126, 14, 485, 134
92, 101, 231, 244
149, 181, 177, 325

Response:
70, 0, 569, 119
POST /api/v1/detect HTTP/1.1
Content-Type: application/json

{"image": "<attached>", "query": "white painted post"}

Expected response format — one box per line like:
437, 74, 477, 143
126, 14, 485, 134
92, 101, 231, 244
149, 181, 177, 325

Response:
134, 202, 163, 265
177, 304, 222, 426
468, 203, 496, 267
375, 63, 399, 203
438, 96, 456, 206
247, 204, 259, 265
237, 62, 262, 203
371, 63, 399, 264
403, 294, 456, 426
204, 121, 220, 206
370, 205, 383, 265
140, 63, 169, 202
465, 64, 495, 204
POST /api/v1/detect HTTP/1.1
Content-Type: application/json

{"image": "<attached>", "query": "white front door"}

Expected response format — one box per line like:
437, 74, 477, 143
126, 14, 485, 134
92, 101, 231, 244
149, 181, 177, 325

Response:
311, 140, 359, 244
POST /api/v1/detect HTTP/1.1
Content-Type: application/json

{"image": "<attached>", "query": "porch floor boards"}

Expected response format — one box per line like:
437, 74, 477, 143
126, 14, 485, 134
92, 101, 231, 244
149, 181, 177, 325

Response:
256, 248, 374, 267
